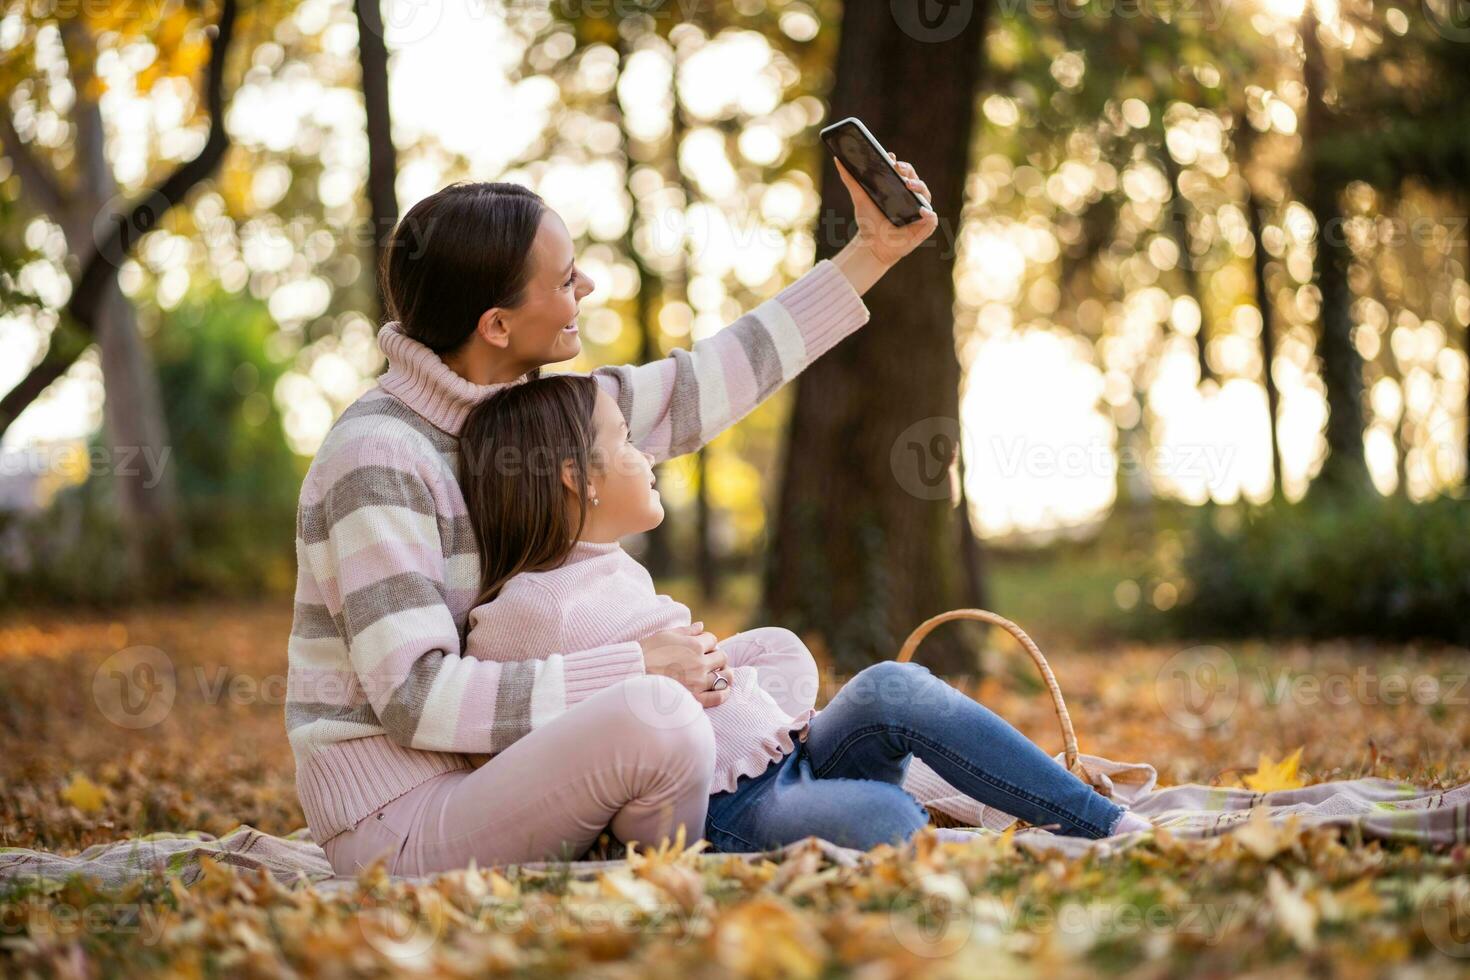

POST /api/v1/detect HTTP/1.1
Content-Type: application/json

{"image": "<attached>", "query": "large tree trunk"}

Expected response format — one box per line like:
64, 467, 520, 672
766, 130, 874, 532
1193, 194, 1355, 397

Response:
355, 0, 399, 318
1301, 10, 1368, 494
763, 1, 989, 674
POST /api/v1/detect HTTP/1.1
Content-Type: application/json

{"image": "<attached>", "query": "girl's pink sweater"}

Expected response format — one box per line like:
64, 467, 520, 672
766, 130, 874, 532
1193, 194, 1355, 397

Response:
465, 540, 817, 794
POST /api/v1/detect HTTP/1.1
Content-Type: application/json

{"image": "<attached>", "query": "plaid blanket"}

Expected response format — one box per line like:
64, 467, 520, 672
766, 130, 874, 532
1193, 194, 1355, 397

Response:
906, 753, 1470, 857
3, 755, 1465, 890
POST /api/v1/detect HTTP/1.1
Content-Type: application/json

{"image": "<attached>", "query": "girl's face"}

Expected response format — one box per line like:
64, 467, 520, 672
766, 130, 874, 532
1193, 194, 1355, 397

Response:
498, 211, 596, 370
577, 390, 663, 541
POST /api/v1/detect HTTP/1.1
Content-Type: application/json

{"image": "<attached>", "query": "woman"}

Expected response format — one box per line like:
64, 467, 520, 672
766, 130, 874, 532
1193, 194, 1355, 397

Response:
288, 154, 937, 875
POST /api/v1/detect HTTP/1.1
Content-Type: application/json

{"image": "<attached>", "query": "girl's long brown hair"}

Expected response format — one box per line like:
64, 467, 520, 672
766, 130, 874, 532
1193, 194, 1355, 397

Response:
459, 374, 600, 606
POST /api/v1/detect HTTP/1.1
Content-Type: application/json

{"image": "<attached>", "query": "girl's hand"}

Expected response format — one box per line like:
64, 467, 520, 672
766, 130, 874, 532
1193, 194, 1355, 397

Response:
834, 153, 938, 268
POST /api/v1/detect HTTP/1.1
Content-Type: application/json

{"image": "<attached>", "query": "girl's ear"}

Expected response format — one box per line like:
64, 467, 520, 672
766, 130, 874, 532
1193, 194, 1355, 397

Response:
560, 459, 582, 497
475, 308, 511, 349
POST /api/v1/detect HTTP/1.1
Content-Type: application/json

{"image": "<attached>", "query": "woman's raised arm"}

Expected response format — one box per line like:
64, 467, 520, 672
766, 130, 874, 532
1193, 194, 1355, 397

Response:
591, 156, 936, 463
590, 255, 868, 463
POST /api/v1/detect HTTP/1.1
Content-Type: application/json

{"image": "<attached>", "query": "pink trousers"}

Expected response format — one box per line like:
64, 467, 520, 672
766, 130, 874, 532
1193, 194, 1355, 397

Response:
322, 674, 716, 876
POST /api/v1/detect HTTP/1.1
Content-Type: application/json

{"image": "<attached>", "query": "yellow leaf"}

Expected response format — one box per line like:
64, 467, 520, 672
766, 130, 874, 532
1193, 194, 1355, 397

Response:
60, 773, 107, 813
713, 895, 827, 980
641, 862, 706, 914
1266, 869, 1318, 952
1243, 747, 1305, 793
1234, 806, 1296, 860
1324, 876, 1382, 920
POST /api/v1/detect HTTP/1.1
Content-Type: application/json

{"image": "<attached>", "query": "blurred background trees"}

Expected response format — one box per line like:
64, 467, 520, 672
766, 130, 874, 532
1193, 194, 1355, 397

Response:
1, 0, 1466, 661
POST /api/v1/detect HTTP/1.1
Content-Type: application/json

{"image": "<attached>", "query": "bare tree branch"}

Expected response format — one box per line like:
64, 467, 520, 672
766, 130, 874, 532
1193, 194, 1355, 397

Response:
0, 0, 239, 437
354, 0, 399, 318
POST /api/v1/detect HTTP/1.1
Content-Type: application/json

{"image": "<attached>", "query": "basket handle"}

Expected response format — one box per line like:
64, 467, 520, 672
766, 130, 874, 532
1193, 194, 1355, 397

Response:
896, 608, 1091, 787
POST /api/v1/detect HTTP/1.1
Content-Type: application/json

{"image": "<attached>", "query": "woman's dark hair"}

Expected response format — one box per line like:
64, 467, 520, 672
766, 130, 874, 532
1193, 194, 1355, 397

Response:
459, 374, 600, 605
381, 182, 548, 354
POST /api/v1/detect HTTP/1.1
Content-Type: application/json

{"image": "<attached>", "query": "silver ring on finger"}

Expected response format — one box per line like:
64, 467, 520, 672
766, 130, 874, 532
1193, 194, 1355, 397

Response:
709, 673, 729, 692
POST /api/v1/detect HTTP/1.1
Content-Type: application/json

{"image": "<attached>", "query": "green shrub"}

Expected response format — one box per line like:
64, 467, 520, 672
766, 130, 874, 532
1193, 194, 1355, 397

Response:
1155, 493, 1470, 644
0, 290, 303, 607
153, 290, 303, 597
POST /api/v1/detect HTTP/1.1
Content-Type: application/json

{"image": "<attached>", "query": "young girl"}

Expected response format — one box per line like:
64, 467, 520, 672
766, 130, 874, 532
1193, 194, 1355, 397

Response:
458, 374, 1151, 851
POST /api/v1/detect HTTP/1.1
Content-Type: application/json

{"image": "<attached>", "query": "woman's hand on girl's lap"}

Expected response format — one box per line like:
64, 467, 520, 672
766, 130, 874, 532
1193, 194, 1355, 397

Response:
638, 626, 733, 707
834, 154, 937, 269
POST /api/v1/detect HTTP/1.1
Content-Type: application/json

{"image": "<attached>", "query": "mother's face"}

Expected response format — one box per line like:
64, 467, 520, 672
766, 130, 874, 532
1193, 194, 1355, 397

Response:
490, 210, 596, 371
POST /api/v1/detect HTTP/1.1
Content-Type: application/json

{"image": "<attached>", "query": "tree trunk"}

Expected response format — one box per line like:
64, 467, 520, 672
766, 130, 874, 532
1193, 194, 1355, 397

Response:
633, 269, 673, 578
94, 280, 182, 578
71, 38, 182, 586
695, 447, 716, 600
614, 31, 672, 578
1247, 193, 1286, 497
668, 36, 716, 598
763, 0, 989, 674
1162, 149, 1213, 387
0, 0, 236, 441
1301, 9, 1368, 494
355, 0, 399, 318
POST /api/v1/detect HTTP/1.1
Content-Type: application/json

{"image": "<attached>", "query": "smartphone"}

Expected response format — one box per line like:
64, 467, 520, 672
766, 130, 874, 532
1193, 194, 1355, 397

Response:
818, 116, 929, 227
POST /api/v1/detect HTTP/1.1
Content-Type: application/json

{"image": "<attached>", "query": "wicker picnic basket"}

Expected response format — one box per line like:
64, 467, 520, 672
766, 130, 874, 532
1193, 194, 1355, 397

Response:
896, 608, 1111, 800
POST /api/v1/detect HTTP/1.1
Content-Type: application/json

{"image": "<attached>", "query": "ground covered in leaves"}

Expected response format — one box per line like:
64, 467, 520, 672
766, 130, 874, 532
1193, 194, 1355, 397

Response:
1, 600, 1467, 976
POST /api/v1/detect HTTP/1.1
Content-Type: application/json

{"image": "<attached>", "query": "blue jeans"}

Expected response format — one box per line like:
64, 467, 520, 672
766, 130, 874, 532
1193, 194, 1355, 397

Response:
704, 660, 1125, 852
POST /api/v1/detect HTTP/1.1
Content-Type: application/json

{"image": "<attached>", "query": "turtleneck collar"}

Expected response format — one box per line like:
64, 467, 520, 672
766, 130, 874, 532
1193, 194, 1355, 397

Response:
376, 321, 524, 435
565, 539, 623, 563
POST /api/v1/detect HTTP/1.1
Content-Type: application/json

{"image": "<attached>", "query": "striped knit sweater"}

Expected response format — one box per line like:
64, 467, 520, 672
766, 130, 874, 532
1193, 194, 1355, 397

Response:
287, 259, 871, 843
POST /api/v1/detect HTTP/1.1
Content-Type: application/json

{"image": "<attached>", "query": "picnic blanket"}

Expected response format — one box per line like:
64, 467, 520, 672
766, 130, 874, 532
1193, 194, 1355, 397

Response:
905, 753, 1470, 858
4, 754, 1466, 891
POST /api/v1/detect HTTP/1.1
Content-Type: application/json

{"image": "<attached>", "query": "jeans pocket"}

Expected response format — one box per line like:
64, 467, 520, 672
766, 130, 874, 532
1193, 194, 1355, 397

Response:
703, 817, 758, 854
324, 811, 410, 875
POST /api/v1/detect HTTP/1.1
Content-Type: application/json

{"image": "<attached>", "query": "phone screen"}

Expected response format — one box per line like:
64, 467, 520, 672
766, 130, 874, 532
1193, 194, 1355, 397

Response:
820, 120, 924, 227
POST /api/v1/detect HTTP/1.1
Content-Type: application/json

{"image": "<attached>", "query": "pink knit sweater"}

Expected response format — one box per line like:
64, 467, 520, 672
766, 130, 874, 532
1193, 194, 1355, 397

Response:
465, 541, 817, 794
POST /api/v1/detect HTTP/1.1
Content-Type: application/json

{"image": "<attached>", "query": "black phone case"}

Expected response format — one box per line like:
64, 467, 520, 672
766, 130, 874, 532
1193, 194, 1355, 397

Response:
819, 120, 925, 227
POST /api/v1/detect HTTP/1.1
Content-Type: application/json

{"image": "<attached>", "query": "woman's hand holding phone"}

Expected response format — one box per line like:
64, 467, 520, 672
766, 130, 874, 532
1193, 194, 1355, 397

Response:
831, 154, 937, 290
